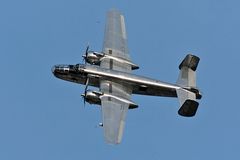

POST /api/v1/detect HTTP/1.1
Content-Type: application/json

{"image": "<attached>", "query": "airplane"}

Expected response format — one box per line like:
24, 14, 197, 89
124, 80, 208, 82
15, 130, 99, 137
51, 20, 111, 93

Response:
52, 9, 202, 144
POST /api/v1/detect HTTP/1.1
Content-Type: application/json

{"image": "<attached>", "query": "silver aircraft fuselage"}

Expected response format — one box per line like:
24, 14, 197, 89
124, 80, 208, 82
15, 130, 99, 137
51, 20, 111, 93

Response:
52, 64, 183, 98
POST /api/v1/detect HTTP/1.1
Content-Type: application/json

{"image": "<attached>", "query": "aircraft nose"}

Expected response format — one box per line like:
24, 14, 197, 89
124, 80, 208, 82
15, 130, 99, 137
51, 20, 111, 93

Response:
51, 66, 56, 74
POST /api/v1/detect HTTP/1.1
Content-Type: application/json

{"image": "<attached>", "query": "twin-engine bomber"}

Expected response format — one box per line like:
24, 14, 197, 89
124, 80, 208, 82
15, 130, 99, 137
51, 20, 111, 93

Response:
52, 9, 202, 144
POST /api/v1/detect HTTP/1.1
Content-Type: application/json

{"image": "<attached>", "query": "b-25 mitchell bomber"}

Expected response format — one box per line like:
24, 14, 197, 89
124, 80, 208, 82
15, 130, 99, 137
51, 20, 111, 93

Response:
52, 9, 202, 144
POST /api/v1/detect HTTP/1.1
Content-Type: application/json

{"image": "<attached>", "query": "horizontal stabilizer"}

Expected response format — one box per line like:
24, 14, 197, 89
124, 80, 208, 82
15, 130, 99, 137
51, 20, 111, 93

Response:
178, 99, 199, 117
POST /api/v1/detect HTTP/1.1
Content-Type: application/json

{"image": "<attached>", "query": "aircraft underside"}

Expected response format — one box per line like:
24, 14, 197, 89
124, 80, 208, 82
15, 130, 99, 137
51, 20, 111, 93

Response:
52, 9, 202, 144
52, 64, 179, 98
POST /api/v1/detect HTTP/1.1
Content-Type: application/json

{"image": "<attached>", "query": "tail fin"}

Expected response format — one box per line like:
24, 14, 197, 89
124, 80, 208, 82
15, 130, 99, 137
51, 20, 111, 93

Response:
176, 54, 201, 117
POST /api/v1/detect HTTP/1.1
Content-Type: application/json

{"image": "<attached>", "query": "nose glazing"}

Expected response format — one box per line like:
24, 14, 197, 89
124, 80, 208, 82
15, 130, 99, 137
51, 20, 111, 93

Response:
51, 66, 56, 73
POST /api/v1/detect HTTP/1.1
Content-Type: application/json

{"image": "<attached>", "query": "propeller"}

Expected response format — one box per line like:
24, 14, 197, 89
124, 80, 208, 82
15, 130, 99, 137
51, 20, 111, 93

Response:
82, 77, 89, 107
82, 45, 89, 64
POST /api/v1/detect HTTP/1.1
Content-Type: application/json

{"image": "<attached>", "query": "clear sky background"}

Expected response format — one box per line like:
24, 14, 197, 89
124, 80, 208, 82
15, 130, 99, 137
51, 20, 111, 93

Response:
1, 0, 240, 159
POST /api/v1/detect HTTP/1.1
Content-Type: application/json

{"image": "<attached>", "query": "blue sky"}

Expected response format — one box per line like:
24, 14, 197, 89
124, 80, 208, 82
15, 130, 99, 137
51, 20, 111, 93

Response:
1, 0, 240, 159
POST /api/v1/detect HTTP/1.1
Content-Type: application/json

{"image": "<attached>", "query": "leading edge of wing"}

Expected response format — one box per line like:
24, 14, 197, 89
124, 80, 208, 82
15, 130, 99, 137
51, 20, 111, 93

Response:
101, 96, 129, 144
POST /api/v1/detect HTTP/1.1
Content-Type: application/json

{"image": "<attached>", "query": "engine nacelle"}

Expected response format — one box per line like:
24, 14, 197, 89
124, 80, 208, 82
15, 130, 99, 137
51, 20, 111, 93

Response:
83, 51, 104, 65
83, 50, 139, 70
81, 90, 139, 109
82, 90, 102, 105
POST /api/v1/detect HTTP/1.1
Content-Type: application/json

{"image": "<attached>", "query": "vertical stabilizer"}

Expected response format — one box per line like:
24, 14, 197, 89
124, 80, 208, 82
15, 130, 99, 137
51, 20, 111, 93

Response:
177, 54, 200, 88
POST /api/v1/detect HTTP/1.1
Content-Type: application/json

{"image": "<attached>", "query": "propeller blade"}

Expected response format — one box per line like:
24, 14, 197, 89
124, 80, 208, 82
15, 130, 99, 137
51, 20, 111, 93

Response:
83, 91, 86, 107
83, 77, 89, 108
85, 45, 89, 57
80, 94, 86, 107
82, 57, 85, 64
83, 45, 89, 64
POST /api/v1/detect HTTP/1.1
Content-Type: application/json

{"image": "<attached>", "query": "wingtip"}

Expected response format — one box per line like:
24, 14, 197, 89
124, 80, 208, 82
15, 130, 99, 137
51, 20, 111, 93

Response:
105, 140, 121, 145
108, 8, 123, 16
104, 134, 122, 145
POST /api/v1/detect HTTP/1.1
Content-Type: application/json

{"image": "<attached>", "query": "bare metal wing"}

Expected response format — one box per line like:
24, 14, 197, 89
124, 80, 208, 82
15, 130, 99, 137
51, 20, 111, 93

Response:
101, 9, 132, 72
100, 9, 133, 144
100, 80, 132, 144
103, 9, 129, 59
101, 98, 128, 144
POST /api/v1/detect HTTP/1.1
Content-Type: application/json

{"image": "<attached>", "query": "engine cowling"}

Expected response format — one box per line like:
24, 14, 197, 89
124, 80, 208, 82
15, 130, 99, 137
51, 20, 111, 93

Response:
83, 51, 104, 65
82, 90, 101, 105
83, 50, 139, 70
